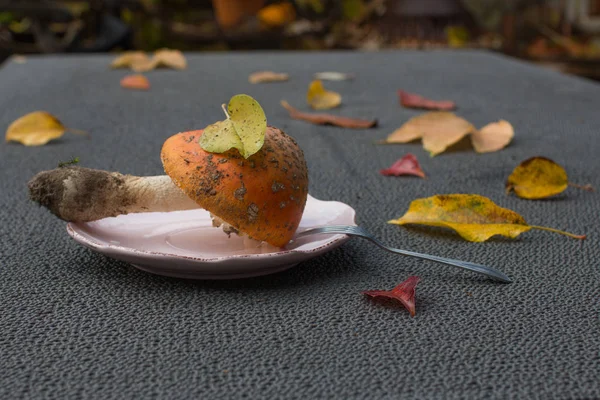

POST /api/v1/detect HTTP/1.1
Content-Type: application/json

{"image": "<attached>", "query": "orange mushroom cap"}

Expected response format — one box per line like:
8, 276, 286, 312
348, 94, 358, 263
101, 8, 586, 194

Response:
161, 126, 309, 248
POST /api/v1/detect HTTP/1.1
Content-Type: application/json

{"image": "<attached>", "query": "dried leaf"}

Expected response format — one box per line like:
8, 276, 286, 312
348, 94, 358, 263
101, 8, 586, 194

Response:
313, 72, 354, 81
389, 194, 585, 241
280, 101, 377, 129
110, 51, 150, 70
307, 80, 341, 110
120, 74, 150, 90
131, 49, 188, 72
506, 157, 593, 199
152, 49, 187, 70
249, 71, 289, 84
398, 90, 456, 111
506, 157, 567, 199
363, 276, 421, 317
382, 112, 475, 156
380, 154, 426, 178
6, 111, 66, 146
199, 94, 267, 159
472, 120, 514, 153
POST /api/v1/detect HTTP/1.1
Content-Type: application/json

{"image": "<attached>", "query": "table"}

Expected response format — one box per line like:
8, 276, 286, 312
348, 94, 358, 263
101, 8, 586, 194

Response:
1, 50, 599, 399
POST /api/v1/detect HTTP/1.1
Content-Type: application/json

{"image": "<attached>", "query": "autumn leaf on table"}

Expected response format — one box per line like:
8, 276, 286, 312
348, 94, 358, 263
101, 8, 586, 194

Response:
506, 157, 593, 199
380, 112, 513, 156
110, 51, 150, 70
363, 276, 421, 317
381, 112, 475, 156
120, 74, 150, 90
248, 71, 289, 84
380, 154, 426, 178
5, 111, 87, 146
307, 80, 341, 110
398, 90, 456, 111
280, 101, 377, 129
110, 49, 186, 72
150, 48, 187, 70
471, 120, 514, 153
389, 194, 585, 241
313, 72, 354, 81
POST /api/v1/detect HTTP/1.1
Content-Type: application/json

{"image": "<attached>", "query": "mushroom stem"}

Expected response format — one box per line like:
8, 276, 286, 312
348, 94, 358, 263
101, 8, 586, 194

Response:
28, 166, 200, 222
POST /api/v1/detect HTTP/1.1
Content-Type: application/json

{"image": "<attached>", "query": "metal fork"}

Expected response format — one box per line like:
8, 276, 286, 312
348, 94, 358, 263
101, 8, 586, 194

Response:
293, 225, 511, 283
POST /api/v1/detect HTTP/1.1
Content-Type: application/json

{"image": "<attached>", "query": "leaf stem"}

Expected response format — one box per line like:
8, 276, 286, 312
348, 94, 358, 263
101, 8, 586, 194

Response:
568, 182, 594, 192
221, 103, 230, 119
530, 225, 586, 240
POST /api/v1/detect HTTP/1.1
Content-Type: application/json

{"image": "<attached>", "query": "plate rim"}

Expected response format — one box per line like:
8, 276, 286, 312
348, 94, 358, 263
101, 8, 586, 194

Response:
66, 195, 357, 264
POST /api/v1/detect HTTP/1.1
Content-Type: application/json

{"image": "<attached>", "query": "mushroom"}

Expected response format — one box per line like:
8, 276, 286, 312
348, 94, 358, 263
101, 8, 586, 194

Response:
28, 127, 309, 248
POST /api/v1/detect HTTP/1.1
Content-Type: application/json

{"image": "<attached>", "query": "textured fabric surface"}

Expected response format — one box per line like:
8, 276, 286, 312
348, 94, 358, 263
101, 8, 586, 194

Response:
1, 51, 599, 400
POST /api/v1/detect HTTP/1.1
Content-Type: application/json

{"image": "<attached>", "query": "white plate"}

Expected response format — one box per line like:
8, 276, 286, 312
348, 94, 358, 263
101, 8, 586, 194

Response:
67, 195, 356, 279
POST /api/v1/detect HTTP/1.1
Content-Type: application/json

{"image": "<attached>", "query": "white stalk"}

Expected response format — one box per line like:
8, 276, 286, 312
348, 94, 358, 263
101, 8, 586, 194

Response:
28, 167, 200, 222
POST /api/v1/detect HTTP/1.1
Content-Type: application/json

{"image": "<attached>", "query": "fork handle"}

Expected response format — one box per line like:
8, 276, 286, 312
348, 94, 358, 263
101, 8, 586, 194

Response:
377, 246, 512, 283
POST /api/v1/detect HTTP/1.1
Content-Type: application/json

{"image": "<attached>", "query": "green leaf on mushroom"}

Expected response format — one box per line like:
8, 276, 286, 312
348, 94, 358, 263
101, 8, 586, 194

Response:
199, 94, 267, 159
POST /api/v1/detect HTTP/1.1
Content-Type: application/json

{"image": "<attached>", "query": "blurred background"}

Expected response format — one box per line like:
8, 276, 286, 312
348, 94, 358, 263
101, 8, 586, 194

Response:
1, 0, 600, 80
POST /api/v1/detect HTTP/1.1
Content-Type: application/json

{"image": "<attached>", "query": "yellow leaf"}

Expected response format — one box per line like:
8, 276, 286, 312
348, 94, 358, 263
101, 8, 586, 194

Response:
307, 80, 341, 110
506, 157, 568, 199
383, 112, 474, 156
472, 120, 514, 153
199, 94, 267, 159
110, 51, 150, 70
389, 194, 585, 241
249, 71, 289, 84
6, 111, 66, 146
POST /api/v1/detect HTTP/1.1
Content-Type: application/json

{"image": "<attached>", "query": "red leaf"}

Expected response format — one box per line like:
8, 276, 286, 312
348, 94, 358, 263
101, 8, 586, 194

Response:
380, 154, 426, 178
281, 100, 377, 129
363, 276, 421, 317
120, 74, 150, 90
399, 90, 456, 111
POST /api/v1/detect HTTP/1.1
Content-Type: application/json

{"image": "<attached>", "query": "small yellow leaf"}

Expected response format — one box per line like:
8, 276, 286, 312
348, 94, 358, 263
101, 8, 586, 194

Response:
506, 157, 568, 199
199, 94, 267, 159
199, 119, 243, 154
249, 71, 289, 84
110, 51, 150, 70
472, 120, 514, 153
307, 80, 341, 110
389, 194, 585, 241
383, 112, 474, 156
5, 111, 66, 146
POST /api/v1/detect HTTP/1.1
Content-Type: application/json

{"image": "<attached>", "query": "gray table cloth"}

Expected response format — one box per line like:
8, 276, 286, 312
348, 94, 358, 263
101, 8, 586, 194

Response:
1, 50, 599, 399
